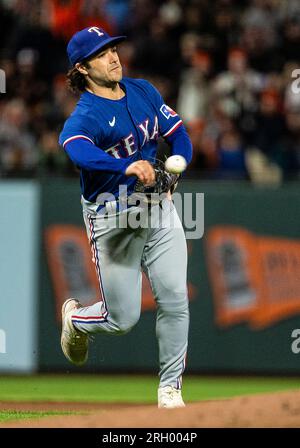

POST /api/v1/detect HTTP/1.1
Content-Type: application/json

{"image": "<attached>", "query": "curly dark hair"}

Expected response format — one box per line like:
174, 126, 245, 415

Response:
66, 63, 90, 94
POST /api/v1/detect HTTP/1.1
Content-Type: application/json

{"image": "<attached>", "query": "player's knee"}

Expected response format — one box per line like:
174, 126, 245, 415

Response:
157, 291, 189, 314
115, 321, 137, 335
113, 312, 140, 335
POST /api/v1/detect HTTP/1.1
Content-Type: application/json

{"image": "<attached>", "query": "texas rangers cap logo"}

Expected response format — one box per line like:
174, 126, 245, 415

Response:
88, 27, 104, 37
160, 104, 178, 119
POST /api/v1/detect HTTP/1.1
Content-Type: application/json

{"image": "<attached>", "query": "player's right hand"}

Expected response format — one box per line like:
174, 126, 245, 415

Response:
125, 160, 156, 186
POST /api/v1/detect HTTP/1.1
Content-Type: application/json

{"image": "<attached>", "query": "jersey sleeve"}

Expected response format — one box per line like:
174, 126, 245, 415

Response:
59, 114, 131, 174
165, 124, 193, 164
63, 138, 132, 174
139, 79, 183, 138
59, 113, 99, 148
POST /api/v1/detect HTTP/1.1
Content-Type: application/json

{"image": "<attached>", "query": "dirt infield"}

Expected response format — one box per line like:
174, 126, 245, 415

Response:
1, 390, 300, 428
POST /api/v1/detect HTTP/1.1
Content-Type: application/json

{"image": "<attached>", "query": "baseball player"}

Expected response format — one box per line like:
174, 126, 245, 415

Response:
59, 26, 193, 408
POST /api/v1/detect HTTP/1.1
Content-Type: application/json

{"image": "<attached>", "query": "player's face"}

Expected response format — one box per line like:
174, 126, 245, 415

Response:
85, 46, 122, 87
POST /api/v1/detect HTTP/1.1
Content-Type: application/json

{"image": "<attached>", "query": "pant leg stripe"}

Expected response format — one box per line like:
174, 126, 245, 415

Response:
72, 320, 106, 324
176, 353, 187, 389
85, 214, 109, 321
72, 315, 107, 320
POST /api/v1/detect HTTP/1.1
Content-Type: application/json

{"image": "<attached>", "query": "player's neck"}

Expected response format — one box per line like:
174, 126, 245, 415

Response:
86, 82, 125, 100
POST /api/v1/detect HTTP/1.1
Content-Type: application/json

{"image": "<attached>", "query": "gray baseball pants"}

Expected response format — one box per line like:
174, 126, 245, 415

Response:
71, 196, 189, 389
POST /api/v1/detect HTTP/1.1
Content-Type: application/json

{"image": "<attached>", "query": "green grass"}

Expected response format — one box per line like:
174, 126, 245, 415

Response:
0, 410, 75, 422
0, 375, 299, 404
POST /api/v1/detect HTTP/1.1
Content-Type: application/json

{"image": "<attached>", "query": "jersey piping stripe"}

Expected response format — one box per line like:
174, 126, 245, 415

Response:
63, 135, 95, 147
162, 120, 183, 138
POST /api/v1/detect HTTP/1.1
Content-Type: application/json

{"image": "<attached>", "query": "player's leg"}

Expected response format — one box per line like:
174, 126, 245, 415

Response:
61, 205, 147, 365
142, 198, 189, 407
73, 209, 147, 334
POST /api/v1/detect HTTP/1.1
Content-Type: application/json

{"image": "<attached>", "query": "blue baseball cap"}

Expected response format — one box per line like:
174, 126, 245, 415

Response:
67, 26, 126, 66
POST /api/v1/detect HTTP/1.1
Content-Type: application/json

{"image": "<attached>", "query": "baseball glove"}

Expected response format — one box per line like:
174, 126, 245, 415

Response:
133, 161, 179, 196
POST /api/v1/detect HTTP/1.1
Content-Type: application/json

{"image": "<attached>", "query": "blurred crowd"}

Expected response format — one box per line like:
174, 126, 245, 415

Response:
0, 0, 300, 184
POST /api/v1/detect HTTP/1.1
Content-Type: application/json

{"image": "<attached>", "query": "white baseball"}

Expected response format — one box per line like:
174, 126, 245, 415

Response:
164, 155, 187, 174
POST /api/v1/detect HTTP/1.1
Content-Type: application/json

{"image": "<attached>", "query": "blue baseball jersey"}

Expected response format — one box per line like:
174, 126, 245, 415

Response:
59, 77, 189, 202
